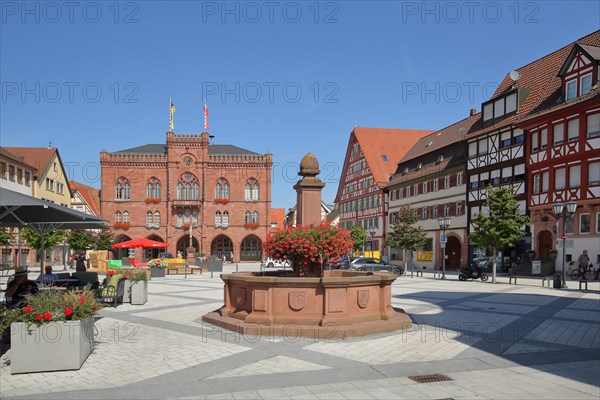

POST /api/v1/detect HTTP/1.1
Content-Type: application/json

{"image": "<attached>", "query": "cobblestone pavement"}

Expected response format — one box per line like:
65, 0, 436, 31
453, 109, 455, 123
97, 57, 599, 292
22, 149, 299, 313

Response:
1, 267, 599, 399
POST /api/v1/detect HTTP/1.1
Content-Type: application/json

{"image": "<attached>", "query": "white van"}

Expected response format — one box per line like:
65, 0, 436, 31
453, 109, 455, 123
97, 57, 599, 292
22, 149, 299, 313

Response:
265, 257, 291, 268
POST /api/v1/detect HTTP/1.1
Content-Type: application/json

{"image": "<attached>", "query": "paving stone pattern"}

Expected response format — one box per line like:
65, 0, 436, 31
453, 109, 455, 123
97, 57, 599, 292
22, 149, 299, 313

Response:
1, 270, 599, 399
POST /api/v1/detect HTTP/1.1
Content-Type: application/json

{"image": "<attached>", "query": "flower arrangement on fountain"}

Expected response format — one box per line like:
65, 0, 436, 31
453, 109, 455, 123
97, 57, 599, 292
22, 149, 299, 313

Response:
146, 258, 167, 268
1, 288, 100, 330
264, 223, 353, 277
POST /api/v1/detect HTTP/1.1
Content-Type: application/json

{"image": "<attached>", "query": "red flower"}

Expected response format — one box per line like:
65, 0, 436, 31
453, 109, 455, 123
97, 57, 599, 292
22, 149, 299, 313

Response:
64, 306, 73, 316
35, 314, 41, 321
92, 306, 97, 311
108, 270, 115, 276
80, 299, 86, 305
122, 274, 128, 279
23, 305, 33, 313
43, 312, 52, 321
78, 293, 84, 298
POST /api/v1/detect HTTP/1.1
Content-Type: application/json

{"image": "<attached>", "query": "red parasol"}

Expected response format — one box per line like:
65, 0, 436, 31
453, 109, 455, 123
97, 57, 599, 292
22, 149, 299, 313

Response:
112, 238, 169, 249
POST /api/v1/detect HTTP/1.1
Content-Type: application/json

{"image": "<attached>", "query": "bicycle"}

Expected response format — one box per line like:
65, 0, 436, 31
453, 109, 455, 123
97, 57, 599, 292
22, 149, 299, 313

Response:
569, 263, 599, 280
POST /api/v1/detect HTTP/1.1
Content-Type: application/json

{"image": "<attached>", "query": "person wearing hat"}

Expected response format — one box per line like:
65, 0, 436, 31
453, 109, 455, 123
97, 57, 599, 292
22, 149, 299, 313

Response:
5, 266, 39, 307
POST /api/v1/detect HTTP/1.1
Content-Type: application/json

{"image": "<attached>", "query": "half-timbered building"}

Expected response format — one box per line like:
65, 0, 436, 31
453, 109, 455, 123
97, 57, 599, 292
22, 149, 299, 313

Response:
519, 33, 600, 268
335, 127, 433, 259
387, 111, 479, 270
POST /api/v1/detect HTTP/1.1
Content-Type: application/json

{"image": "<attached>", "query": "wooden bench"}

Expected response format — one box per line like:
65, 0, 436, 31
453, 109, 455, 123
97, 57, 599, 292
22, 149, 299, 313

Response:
166, 262, 186, 275
509, 275, 551, 287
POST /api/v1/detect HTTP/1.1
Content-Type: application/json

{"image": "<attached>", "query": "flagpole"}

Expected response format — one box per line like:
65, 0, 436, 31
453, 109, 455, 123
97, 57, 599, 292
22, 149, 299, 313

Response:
169, 97, 172, 131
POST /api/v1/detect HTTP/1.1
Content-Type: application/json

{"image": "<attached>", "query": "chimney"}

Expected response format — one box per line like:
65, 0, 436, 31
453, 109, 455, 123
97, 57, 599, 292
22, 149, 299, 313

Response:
470, 108, 478, 116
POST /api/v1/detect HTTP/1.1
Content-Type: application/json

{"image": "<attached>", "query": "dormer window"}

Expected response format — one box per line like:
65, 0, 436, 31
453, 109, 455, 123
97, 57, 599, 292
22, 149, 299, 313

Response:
482, 91, 518, 123
402, 167, 408, 175
416, 163, 422, 170
436, 155, 444, 164
558, 44, 599, 102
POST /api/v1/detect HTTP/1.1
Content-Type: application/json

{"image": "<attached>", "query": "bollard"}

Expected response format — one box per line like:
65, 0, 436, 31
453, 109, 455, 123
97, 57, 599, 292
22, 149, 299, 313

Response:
236, 263, 238, 272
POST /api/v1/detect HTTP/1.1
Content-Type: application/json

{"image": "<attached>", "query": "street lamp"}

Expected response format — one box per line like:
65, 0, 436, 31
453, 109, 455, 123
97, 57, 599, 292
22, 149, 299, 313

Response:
552, 201, 577, 288
368, 228, 376, 253
437, 216, 451, 279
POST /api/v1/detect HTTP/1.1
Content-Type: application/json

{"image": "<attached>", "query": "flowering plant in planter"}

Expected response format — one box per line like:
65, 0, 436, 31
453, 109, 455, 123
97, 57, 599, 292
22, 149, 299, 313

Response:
0, 288, 100, 331
146, 258, 167, 268
264, 223, 353, 277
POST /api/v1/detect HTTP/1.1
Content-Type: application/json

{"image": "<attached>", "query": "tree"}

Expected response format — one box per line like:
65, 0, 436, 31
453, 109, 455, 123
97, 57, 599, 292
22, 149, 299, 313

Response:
350, 225, 367, 252
0, 228, 12, 247
93, 229, 115, 251
67, 229, 95, 251
21, 228, 65, 260
385, 205, 427, 266
470, 186, 530, 284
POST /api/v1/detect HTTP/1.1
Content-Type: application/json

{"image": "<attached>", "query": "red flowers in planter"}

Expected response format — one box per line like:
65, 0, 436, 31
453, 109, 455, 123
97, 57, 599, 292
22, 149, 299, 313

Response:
23, 306, 33, 313
43, 312, 52, 321
244, 223, 259, 229
214, 198, 230, 204
113, 223, 130, 230
64, 306, 73, 317
264, 223, 353, 277
107, 270, 116, 276
144, 198, 160, 203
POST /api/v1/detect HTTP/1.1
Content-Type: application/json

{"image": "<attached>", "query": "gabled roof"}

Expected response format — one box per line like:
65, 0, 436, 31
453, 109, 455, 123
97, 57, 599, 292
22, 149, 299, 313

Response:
335, 127, 433, 202
111, 143, 259, 155
468, 30, 600, 136
557, 43, 600, 76
0, 148, 37, 172
399, 113, 480, 163
4, 147, 56, 176
387, 113, 480, 186
69, 180, 101, 216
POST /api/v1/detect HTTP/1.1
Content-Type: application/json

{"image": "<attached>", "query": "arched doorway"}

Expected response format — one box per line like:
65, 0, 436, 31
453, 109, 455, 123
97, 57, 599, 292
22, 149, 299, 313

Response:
113, 235, 132, 260
446, 236, 461, 269
538, 230, 553, 261
211, 235, 233, 260
176, 236, 199, 258
145, 234, 166, 260
240, 235, 262, 261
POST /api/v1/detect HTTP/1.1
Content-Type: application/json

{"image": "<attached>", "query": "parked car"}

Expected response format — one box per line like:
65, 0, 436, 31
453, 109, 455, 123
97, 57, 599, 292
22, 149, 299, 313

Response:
349, 258, 404, 276
265, 257, 291, 268
158, 252, 174, 259
330, 256, 355, 270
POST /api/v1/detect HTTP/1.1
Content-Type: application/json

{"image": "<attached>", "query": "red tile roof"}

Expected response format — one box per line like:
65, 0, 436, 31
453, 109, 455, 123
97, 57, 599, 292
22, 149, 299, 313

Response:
468, 30, 600, 135
352, 127, 434, 187
4, 147, 56, 176
69, 180, 101, 216
0, 148, 38, 172
269, 208, 286, 231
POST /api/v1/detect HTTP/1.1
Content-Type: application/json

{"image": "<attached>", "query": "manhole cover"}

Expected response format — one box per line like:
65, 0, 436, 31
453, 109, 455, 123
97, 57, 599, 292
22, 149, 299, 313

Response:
408, 374, 453, 383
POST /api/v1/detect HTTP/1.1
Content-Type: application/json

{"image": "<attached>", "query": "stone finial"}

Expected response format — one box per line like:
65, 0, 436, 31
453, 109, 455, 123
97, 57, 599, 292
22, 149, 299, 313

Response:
299, 152, 320, 177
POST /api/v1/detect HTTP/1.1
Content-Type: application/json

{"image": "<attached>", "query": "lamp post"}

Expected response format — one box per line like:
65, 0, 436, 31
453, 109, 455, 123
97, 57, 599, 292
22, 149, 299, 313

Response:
437, 216, 451, 279
61, 240, 68, 271
368, 228, 376, 254
552, 201, 577, 288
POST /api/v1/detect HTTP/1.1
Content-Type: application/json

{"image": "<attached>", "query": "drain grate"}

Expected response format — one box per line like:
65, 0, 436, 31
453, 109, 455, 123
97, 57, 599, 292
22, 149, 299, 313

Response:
408, 374, 453, 383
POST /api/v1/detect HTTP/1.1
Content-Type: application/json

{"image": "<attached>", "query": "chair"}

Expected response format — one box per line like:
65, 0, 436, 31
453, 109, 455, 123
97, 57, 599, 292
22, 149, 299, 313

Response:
96, 274, 126, 307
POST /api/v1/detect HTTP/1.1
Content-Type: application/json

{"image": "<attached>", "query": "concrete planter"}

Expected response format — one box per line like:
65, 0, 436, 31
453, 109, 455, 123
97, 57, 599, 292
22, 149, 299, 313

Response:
150, 267, 165, 278
122, 279, 131, 303
130, 281, 148, 305
10, 317, 94, 374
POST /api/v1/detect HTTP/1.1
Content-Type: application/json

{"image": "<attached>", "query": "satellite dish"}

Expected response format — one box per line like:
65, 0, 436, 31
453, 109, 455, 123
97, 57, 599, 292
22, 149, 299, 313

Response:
509, 70, 521, 82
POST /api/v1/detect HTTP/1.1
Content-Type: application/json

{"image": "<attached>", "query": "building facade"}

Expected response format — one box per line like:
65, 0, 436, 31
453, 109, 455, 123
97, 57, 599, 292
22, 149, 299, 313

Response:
519, 36, 600, 270
335, 127, 433, 259
387, 112, 479, 270
100, 131, 273, 262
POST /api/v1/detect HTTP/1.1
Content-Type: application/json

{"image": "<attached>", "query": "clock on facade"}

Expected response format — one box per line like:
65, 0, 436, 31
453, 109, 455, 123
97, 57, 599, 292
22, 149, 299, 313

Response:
182, 156, 193, 167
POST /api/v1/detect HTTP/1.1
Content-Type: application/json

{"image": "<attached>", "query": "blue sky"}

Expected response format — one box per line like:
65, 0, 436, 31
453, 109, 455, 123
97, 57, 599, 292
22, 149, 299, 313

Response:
1, 1, 599, 209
